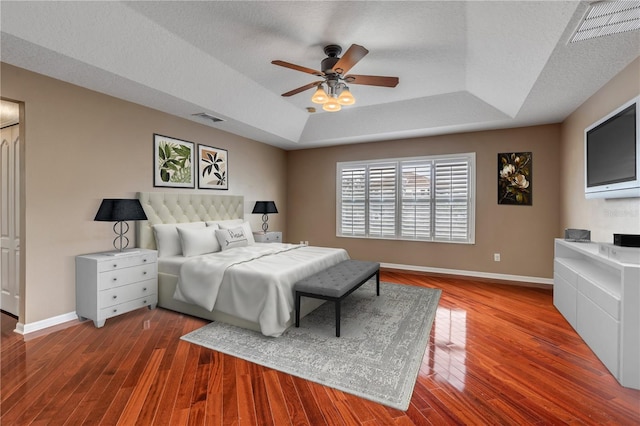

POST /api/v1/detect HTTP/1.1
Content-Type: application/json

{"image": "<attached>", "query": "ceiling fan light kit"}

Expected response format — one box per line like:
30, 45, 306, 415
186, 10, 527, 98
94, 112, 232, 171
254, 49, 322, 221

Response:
313, 82, 355, 111
337, 87, 355, 105
272, 43, 399, 113
311, 85, 329, 104
323, 97, 342, 112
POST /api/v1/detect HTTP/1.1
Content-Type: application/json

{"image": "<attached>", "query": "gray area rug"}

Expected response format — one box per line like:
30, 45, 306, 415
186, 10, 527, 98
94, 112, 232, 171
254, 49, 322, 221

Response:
181, 281, 441, 411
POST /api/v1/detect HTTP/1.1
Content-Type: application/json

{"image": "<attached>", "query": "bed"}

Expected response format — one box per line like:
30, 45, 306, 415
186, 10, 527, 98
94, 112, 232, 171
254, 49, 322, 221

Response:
135, 192, 349, 336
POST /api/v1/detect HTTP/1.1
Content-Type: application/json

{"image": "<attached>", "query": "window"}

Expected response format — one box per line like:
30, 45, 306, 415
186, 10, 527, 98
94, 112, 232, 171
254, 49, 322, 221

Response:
337, 153, 475, 243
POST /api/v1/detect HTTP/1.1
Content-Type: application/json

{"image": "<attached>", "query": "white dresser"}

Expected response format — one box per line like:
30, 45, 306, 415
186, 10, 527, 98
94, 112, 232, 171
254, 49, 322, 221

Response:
253, 231, 282, 243
553, 239, 639, 389
76, 249, 158, 328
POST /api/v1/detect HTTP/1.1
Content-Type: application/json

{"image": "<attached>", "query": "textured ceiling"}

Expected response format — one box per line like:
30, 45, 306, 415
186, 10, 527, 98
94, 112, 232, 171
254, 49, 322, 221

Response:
1, 1, 639, 150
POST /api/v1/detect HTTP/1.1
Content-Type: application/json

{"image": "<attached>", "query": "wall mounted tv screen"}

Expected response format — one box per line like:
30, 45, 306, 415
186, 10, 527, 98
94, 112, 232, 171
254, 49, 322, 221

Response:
585, 97, 639, 199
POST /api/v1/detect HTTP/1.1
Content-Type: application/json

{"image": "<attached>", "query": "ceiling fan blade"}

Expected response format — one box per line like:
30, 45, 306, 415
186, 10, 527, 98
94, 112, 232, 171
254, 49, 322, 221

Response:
281, 81, 323, 97
332, 44, 369, 74
271, 60, 324, 76
345, 74, 399, 88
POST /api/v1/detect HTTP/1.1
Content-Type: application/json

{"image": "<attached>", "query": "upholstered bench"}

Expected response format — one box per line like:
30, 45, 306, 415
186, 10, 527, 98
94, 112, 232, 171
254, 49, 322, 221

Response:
294, 259, 380, 337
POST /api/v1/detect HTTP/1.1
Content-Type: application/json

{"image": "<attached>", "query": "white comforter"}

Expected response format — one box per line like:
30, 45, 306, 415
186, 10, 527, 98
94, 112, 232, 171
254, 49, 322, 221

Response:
174, 243, 349, 336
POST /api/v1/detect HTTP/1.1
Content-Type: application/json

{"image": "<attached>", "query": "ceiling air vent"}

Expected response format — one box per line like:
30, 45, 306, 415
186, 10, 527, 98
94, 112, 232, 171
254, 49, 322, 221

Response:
570, 0, 640, 43
192, 112, 225, 123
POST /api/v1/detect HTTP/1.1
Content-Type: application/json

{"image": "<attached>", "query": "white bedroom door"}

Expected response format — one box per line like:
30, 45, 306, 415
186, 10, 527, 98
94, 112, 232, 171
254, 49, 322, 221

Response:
1, 114, 20, 316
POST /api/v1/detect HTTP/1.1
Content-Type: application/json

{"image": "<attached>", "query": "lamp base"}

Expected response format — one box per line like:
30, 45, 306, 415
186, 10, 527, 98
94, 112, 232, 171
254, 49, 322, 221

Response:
113, 221, 130, 251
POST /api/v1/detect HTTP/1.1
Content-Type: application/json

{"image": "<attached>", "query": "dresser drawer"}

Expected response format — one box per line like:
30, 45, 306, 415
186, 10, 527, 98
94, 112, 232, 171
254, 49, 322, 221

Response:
553, 272, 577, 329
99, 279, 157, 308
577, 293, 620, 378
99, 294, 158, 321
97, 251, 157, 272
98, 263, 157, 290
554, 259, 578, 287
577, 274, 621, 320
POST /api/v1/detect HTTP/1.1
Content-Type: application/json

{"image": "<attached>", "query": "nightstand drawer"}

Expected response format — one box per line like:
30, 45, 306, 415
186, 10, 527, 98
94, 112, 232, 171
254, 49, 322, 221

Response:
98, 263, 157, 290
253, 231, 282, 243
100, 294, 158, 321
99, 279, 157, 307
97, 252, 157, 272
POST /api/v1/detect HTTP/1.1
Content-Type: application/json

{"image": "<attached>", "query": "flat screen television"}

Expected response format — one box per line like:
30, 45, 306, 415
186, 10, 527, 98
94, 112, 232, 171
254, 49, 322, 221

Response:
585, 96, 640, 199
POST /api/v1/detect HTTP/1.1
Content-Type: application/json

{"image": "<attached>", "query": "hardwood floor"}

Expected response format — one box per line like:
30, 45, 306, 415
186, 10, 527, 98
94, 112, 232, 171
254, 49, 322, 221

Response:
2, 271, 639, 425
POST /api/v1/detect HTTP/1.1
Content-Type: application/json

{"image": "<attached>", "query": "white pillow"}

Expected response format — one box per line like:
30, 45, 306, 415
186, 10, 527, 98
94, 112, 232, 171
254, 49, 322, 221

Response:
177, 225, 220, 257
218, 221, 255, 245
206, 219, 243, 228
215, 226, 250, 251
152, 222, 206, 258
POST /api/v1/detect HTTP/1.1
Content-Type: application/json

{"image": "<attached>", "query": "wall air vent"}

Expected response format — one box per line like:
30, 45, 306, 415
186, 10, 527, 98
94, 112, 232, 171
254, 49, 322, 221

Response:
570, 0, 640, 43
191, 112, 225, 123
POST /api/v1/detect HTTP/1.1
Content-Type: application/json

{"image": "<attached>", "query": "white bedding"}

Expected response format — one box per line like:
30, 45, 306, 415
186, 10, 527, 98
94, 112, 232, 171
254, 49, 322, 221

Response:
169, 243, 349, 336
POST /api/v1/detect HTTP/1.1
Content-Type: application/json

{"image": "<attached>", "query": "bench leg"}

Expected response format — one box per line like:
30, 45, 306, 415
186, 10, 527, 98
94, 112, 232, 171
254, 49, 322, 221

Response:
376, 270, 380, 296
295, 292, 301, 328
335, 300, 341, 337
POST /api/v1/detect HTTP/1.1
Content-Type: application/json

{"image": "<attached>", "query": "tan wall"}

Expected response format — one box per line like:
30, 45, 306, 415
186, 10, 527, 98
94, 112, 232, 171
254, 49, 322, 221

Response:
287, 125, 561, 279
560, 58, 640, 242
1, 63, 287, 325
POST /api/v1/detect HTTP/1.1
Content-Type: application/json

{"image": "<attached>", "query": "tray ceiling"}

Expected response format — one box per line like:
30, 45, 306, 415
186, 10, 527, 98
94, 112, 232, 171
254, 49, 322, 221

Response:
1, 1, 638, 149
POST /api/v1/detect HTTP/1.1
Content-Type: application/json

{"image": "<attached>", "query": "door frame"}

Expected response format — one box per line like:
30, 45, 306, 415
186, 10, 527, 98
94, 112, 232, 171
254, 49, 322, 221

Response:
0, 97, 26, 325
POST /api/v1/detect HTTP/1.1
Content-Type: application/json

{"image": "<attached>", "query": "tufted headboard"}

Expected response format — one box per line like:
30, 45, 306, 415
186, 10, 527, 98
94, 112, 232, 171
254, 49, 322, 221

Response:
136, 192, 244, 250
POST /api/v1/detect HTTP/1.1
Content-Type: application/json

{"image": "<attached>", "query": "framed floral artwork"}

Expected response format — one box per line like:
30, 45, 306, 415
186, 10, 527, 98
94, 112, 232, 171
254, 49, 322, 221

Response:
153, 134, 195, 188
498, 152, 532, 205
198, 144, 228, 190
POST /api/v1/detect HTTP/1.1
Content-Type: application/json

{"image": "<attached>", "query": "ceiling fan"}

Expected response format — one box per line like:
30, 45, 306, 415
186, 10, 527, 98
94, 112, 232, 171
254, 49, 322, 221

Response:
272, 44, 399, 112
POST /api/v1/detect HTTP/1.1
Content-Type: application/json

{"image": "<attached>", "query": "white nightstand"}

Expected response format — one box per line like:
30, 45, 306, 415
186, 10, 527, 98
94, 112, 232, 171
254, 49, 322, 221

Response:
75, 249, 158, 328
253, 231, 282, 243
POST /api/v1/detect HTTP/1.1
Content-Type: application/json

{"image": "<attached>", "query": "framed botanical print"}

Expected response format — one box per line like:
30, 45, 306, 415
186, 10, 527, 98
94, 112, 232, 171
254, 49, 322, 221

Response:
498, 152, 532, 205
198, 144, 228, 190
153, 134, 195, 188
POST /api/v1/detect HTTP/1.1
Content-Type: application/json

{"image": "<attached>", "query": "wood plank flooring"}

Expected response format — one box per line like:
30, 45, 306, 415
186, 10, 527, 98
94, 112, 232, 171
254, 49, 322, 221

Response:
2, 271, 639, 425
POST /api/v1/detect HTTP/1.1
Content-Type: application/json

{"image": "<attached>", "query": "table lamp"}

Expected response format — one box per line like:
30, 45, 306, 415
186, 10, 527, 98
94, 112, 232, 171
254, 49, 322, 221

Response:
252, 201, 278, 233
94, 198, 147, 253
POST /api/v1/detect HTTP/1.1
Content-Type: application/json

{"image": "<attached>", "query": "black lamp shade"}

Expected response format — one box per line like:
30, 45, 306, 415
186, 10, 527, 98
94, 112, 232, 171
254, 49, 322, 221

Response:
252, 201, 278, 215
94, 199, 148, 222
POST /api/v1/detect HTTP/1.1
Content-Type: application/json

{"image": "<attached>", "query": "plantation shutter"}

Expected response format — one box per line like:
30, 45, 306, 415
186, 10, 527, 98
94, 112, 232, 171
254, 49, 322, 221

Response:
368, 164, 396, 237
434, 159, 470, 242
401, 161, 432, 239
337, 153, 474, 243
339, 167, 366, 236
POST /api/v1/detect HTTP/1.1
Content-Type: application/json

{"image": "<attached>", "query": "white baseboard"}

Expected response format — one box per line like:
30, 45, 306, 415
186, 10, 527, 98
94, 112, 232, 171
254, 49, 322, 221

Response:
381, 262, 554, 286
15, 311, 78, 335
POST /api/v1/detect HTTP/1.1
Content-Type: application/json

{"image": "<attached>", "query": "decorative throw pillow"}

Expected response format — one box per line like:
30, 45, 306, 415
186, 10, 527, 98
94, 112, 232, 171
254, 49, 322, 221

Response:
152, 221, 206, 258
177, 225, 220, 257
215, 226, 250, 251
218, 221, 255, 245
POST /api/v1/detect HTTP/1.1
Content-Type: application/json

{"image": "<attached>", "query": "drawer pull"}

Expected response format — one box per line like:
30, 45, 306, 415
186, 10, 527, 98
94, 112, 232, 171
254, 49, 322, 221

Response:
143, 258, 148, 263
143, 300, 147, 304
112, 295, 117, 299
113, 278, 117, 282
113, 264, 118, 268
143, 287, 147, 292
143, 271, 147, 275
112, 309, 117, 313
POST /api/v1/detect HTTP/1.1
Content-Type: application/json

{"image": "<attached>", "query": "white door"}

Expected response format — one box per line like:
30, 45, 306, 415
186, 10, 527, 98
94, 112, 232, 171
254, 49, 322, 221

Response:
1, 119, 20, 316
